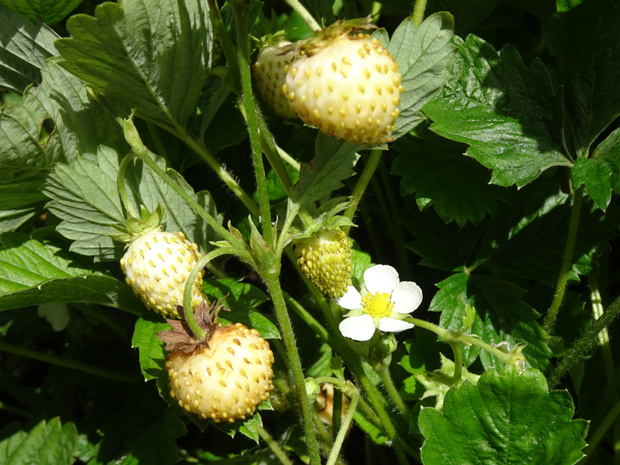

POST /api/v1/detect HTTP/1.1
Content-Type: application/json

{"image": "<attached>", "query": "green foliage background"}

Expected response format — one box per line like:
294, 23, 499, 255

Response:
1, 0, 619, 464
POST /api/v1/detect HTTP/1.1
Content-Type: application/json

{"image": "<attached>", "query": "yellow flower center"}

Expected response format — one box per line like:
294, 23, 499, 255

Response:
363, 292, 393, 318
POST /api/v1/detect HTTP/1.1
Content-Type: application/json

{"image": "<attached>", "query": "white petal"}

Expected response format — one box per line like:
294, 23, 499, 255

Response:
391, 281, 423, 314
378, 318, 414, 333
339, 315, 376, 341
335, 286, 363, 310
364, 265, 399, 295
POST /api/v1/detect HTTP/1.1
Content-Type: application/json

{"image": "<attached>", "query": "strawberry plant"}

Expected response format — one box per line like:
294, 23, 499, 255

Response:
1, 0, 620, 464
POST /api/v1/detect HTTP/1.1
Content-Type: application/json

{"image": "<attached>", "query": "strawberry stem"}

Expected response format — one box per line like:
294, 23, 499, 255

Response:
285, 0, 321, 32
412, 0, 428, 28
231, 1, 275, 247
263, 270, 323, 465
343, 149, 383, 234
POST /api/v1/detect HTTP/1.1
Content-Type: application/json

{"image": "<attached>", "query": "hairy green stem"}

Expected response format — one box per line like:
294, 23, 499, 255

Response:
0, 340, 136, 383
377, 364, 408, 417
590, 273, 615, 381
343, 149, 383, 234
232, 3, 274, 245
118, 117, 242, 246
285, 0, 321, 31
256, 426, 294, 465
263, 272, 322, 465
404, 316, 513, 364
548, 292, 620, 388
544, 187, 583, 332
327, 385, 359, 465
449, 341, 463, 385
182, 248, 245, 341
412, 0, 427, 28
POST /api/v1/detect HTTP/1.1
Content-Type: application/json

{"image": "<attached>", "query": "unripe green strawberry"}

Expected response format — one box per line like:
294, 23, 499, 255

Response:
283, 31, 404, 146
120, 230, 206, 319
253, 41, 296, 119
295, 228, 352, 299
166, 322, 275, 423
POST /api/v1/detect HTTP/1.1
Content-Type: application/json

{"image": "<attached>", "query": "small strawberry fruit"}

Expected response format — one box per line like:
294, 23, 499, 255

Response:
283, 23, 404, 146
159, 302, 275, 423
253, 41, 296, 119
295, 228, 352, 299
121, 230, 206, 319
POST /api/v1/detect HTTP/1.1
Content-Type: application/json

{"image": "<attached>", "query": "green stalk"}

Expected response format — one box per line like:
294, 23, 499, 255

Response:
263, 272, 322, 465
544, 187, 583, 332
548, 292, 620, 388
177, 127, 261, 218
377, 364, 409, 417
343, 149, 383, 234
590, 273, 615, 382
231, 2, 274, 245
256, 426, 294, 465
403, 316, 513, 364
326, 384, 359, 465
285, 0, 321, 31
0, 340, 136, 384
118, 117, 242, 246
182, 248, 247, 341
412, 0, 427, 28
449, 341, 464, 385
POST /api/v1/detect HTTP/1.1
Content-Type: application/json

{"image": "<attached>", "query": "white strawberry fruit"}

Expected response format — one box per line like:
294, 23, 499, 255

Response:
120, 230, 206, 319
253, 41, 296, 119
283, 27, 404, 146
164, 321, 275, 423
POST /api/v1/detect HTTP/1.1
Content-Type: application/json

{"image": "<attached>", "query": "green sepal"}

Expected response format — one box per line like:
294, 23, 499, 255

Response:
110, 204, 166, 243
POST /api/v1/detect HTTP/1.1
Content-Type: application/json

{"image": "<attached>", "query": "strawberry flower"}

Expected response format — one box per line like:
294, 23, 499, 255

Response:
335, 265, 423, 341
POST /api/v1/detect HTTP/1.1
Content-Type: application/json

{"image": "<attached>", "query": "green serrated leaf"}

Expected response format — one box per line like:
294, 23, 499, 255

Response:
571, 157, 613, 210
392, 135, 510, 225
55, 0, 212, 131
0, 418, 78, 465
290, 132, 361, 207
419, 366, 588, 465
545, 0, 620, 151
425, 34, 571, 187
0, 0, 82, 26
430, 273, 552, 371
0, 4, 58, 92
0, 232, 142, 312
386, 12, 457, 139
42, 144, 221, 262
132, 315, 170, 381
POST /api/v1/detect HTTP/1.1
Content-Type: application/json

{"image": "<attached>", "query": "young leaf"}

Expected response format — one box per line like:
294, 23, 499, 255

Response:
419, 366, 588, 465
545, 0, 620, 152
430, 273, 552, 371
55, 0, 212, 131
424, 34, 571, 187
290, 132, 361, 207
0, 232, 141, 312
0, 4, 58, 92
385, 12, 457, 140
0, 418, 78, 465
392, 135, 510, 225
1, 0, 82, 26
572, 126, 620, 210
